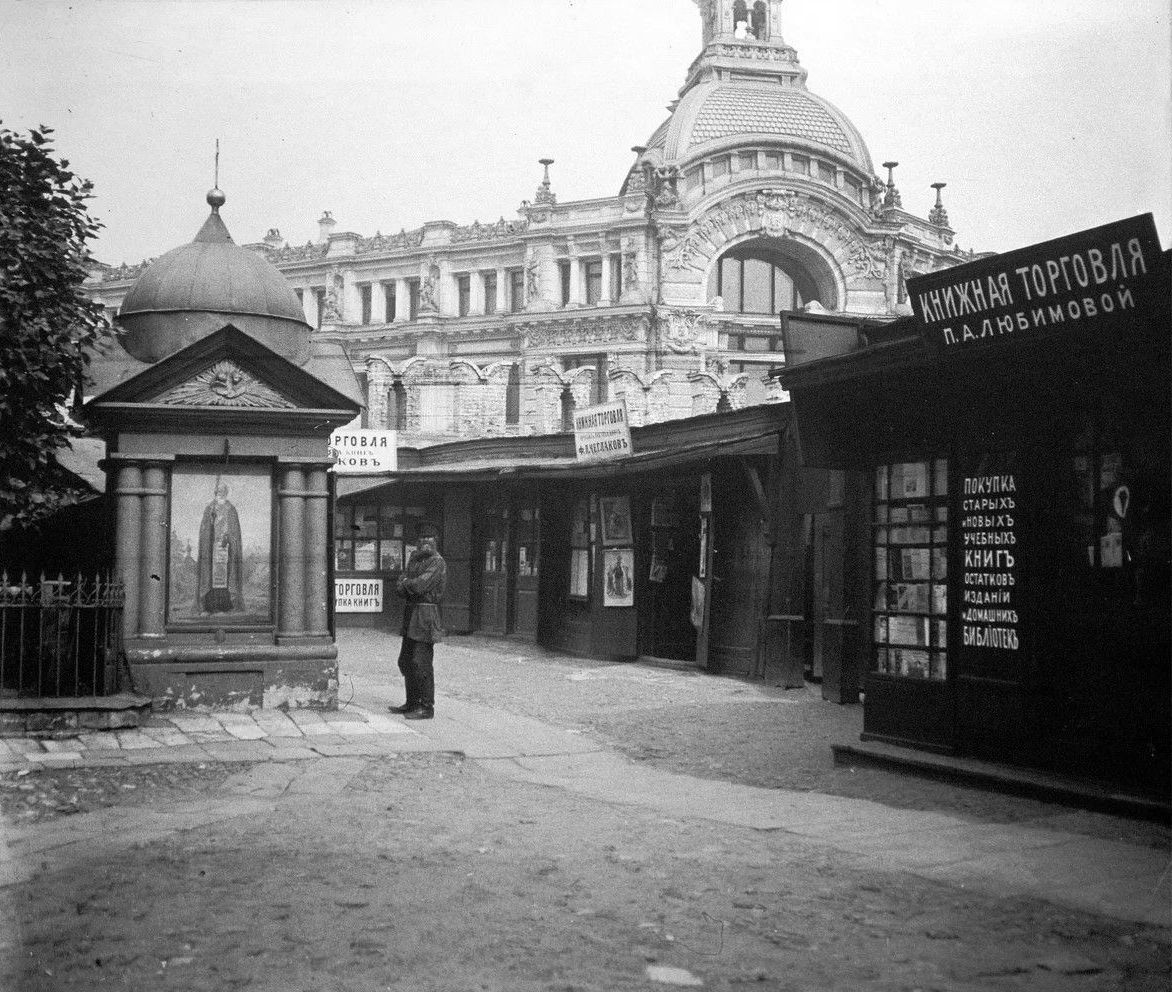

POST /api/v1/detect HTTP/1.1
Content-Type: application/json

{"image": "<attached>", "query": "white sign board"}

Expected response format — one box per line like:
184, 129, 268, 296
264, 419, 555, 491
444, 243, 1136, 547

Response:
329, 418, 397, 473
334, 578, 384, 613
573, 399, 632, 463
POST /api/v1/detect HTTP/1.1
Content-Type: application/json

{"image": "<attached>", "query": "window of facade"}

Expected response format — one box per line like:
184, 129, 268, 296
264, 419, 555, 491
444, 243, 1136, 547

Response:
312, 287, 327, 328
457, 274, 471, 317
384, 283, 397, 322
872, 459, 950, 681
484, 272, 498, 315
335, 504, 438, 574
387, 381, 407, 432
505, 364, 521, 425
817, 161, 837, 184
559, 262, 572, 306
359, 283, 372, 325
751, 0, 767, 38
584, 259, 603, 305
408, 279, 420, 320
711, 246, 822, 315
564, 354, 607, 405
509, 268, 525, 312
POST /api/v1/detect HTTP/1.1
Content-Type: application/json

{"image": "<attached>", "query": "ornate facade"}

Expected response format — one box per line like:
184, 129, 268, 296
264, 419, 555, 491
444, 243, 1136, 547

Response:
88, 0, 972, 442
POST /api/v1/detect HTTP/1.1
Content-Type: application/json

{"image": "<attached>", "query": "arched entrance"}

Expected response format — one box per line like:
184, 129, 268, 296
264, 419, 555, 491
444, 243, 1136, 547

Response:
706, 237, 838, 313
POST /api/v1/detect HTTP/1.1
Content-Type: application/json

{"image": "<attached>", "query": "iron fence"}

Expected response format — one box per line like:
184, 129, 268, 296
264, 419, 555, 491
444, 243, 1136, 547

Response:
0, 573, 125, 699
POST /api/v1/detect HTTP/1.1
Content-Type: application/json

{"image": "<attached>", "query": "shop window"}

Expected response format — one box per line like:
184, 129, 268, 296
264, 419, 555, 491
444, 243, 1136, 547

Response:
335, 504, 438, 574
517, 506, 540, 578
569, 498, 591, 599
872, 459, 950, 681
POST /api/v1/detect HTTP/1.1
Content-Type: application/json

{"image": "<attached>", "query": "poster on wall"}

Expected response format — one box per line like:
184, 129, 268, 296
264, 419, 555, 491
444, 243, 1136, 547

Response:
602, 548, 635, 607
698, 517, 709, 578
956, 452, 1024, 673
600, 496, 633, 546
168, 464, 272, 625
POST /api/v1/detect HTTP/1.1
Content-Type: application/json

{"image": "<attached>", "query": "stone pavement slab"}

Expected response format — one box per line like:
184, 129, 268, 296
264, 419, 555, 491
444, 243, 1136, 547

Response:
484, 748, 1172, 929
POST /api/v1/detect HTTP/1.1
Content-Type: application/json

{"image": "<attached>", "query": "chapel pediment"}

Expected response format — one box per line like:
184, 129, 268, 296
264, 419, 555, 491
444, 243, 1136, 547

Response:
152, 359, 296, 409
86, 323, 361, 421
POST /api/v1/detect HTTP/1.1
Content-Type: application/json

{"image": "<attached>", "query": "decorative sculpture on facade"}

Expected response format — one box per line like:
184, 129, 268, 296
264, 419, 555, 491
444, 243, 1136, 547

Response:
156, 360, 295, 409
322, 268, 343, 321
657, 307, 709, 355
418, 257, 441, 314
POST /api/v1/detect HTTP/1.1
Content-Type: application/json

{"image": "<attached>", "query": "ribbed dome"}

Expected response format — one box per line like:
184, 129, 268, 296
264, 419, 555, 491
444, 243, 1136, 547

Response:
117, 193, 311, 365
660, 82, 873, 174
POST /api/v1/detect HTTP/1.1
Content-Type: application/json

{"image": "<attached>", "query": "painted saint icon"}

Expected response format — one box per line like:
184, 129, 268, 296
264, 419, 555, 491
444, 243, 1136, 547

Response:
197, 479, 245, 614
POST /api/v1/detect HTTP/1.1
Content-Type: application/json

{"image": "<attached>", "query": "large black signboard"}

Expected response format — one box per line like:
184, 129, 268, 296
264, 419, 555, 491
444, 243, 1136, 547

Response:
909, 214, 1162, 356
954, 452, 1025, 681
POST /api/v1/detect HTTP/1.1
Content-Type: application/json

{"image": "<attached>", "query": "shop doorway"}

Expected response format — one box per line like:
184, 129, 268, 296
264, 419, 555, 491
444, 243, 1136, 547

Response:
639, 485, 700, 663
478, 496, 541, 638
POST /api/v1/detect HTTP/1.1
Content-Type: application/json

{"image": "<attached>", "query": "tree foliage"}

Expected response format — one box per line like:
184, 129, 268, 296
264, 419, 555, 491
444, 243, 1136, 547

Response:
0, 124, 111, 532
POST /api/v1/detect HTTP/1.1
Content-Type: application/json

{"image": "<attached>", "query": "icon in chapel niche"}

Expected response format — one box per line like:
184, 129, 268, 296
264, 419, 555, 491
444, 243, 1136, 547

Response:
168, 465, 272, 625
599, 495, 632, 546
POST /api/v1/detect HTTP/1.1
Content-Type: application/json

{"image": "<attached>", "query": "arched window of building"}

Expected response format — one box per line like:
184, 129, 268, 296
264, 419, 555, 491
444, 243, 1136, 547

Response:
505, 364, 521, 425
732, 0, 749, 37
708, 241, 827, 315
751, 1, 767, 39
560, 386, 574, 433
387, 381, 407, 433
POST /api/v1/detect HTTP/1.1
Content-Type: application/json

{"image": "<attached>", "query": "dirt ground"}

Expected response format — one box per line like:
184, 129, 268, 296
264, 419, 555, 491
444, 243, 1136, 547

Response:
2, 632, 1169, 991
5, 754, 1170, 992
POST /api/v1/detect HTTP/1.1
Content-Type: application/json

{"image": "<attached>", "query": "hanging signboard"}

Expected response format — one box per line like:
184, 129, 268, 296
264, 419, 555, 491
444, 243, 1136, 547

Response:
334, 578, 383, 613
329, 416, 397, 474
909, 214, 1162, 357
573, 399, 632, 463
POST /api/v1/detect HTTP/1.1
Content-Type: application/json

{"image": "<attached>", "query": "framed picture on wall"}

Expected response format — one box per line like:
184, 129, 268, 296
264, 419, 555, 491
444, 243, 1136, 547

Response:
602, 548, 635, 608
599, 495, 633, 546
167, 463, 273, 626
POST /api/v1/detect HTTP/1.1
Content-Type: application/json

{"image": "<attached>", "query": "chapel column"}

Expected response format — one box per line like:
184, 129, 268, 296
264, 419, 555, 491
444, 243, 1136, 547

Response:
303, 468, 331, 638
278, 466, 306, 638
112, 461, 143, 640
137, 462, 169, 639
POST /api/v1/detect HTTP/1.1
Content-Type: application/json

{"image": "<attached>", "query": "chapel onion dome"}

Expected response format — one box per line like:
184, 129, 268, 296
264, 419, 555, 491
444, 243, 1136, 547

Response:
116, 188, 311, 365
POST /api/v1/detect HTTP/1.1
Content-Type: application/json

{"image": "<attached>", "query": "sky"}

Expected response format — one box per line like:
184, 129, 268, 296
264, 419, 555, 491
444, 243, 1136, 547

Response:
2, 0, 1170, 266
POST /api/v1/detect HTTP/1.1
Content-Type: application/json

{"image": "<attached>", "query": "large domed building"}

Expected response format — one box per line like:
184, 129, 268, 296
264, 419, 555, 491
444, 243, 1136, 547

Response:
90, 0, 968, 435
